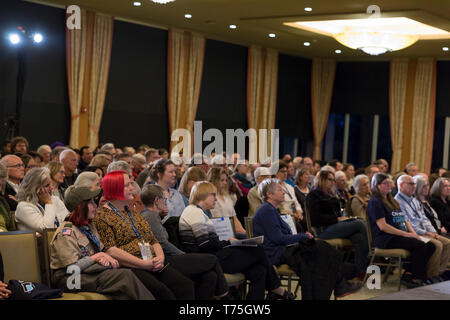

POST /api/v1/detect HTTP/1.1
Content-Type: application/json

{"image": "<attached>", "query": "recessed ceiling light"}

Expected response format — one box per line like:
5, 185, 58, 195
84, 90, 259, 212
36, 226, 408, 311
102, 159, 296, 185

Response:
269, 33, 276, 38
443, 47, 449, 52
304, 42, 311, 46
133, 1, 141, 6
152, 0, 175, 4
304, 7, 312, 12
185, 14, 192, 19
335, 49, 342, 54
229, 25, 237, 29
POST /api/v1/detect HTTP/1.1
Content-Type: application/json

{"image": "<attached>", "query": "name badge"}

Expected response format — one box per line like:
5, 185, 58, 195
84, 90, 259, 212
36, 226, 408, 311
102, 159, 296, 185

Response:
138, 242, 153, 260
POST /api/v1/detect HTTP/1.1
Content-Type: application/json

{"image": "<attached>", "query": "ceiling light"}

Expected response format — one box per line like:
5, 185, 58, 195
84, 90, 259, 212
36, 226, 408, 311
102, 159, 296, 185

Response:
229, 25, 237, 29
335, 49, 342, 54
133, 1, 141, 6
304, 42, 311, 46
304, 7, 312, 12
151, 0, 175, 4
184, 14, 192, 19
443, 47, 449, 52
285, 17, 450, 56
269, 33, 276, 38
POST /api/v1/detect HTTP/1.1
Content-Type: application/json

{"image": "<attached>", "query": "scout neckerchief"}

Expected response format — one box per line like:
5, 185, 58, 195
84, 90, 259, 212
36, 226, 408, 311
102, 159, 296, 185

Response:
78, 225, 101, 252
107, 201, 143, 241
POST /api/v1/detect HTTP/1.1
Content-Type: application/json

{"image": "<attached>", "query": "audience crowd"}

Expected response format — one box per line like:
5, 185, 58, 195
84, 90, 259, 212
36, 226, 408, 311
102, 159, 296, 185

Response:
0, 135, 450, 300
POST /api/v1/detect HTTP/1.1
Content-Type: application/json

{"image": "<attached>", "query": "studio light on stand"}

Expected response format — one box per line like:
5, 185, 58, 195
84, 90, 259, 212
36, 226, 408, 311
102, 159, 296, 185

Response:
3, 26, 44, 142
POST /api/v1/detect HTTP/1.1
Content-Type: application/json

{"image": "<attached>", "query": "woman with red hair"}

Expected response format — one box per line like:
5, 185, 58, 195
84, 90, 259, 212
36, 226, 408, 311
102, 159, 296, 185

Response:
50, 185, 155, 300
94, 170, 195, 300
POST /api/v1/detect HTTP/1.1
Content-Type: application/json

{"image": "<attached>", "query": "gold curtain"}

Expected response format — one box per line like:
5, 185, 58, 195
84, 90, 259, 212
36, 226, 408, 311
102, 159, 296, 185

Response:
167, 29, 206, 151
87, 13, 114, 149
410, 58, 436, 174
246, 46, 278, 157
66, 9, 113, 149
389, 58, 409, 174
389, 58, 436, 174
311, 58, 336, 160
66, 9, 87, 148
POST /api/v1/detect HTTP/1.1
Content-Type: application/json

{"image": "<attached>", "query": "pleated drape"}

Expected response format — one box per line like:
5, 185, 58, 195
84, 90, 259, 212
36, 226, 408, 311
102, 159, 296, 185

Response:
311, 58, 336, 161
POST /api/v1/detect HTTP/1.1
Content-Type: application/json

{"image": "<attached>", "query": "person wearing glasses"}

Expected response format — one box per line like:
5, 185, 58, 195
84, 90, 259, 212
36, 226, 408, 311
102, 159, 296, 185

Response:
15, 167, 69, 234
0, 155, 26, 210
306, 169, 369, 280
94, 170, 195, 300
367, 173, 435, 287
50, 186, 155, 300
19, 154, 39, 175
140, 184, 230, 300
179, 181, 295, 300
395, 174, 450, 283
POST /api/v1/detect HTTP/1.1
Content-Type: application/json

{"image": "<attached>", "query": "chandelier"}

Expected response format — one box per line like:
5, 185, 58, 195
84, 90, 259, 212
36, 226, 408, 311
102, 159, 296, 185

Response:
285, 17, 450, 56
334, 30, 419, 55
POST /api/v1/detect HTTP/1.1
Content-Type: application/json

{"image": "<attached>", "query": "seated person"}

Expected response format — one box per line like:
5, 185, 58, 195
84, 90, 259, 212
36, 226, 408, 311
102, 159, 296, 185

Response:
0, 163, 17, 232
140, 184, 229, 300
15, 168, 69, 234
429, 178, 450, 232
50, 186, 154, 300
305, 170, 369, 279
395, 175, 450, 283
247, 167, 272, 217
350, 175, 371, 221
253, 178, 361, 299
95, 170, 195, 300
178, 166, 207, 207
0, 155, 25, 211
272, 161, 303, 223
207, 167, 246, 237
335, 171, 352, 210
179, 181, 294, 300
367, 173, 435, 288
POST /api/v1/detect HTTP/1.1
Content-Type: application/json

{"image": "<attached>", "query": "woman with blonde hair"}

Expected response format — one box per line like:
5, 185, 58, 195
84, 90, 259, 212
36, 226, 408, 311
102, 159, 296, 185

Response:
207, 167, 246, 236
179, 181, 294, 300
15, 167, 69, 234
45, 161, 66, 201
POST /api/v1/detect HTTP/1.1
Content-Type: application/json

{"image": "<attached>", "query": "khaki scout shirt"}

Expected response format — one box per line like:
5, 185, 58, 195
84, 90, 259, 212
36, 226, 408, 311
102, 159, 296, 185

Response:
50, 222, 104, 270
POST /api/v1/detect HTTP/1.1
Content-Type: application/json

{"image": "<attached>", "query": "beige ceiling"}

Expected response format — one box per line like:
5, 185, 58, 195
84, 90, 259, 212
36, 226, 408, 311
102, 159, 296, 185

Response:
28, 0, 450, 60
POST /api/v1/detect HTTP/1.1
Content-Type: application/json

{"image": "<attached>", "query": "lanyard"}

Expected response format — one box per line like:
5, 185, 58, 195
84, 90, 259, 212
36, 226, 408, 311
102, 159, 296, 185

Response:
39, 203, 59, 227
78, 225, 101, 252
397, 193, 421, 219
282, 184, 294, 200
107, 201, 143, 241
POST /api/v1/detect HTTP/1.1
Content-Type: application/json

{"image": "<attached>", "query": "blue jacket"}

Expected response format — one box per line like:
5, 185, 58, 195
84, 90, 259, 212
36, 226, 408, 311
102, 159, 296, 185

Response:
253, 202, 309, 266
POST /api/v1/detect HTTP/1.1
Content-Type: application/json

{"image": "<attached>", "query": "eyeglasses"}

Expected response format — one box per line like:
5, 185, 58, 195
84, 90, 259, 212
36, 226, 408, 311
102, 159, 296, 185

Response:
209, 193, 217, 198
327, 178, 335, 182
404, 182, 416, 186
8, 163, 25, 169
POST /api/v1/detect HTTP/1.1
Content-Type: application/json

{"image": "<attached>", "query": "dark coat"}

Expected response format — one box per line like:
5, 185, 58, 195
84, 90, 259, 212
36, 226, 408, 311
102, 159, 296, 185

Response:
285, 238, 342, 300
